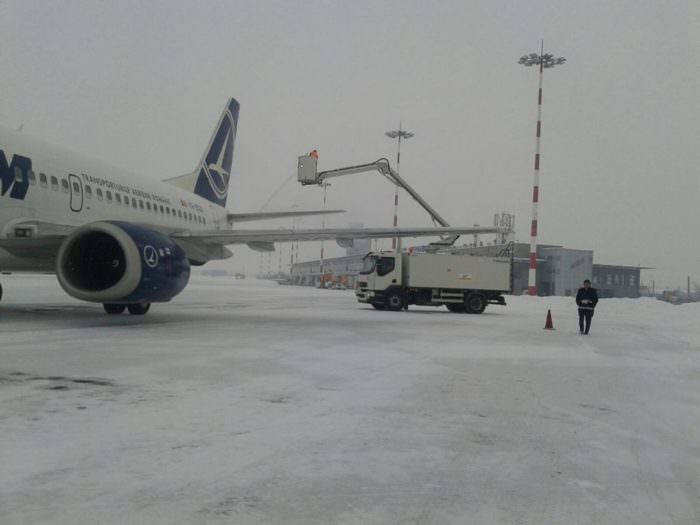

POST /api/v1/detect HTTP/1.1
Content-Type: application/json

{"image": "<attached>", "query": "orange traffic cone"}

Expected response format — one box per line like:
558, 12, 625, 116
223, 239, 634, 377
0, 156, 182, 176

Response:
544, 309, 555, 330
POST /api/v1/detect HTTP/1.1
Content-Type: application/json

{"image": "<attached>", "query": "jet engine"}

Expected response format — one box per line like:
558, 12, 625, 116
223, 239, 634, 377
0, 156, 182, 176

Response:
56, 221, 190, 306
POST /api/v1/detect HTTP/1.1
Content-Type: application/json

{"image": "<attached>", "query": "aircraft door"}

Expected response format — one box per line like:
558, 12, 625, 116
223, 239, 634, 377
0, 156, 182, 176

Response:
68, 174, 83, 212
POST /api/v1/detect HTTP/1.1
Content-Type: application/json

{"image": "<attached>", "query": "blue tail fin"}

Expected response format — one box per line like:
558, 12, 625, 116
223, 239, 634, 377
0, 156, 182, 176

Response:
192, 98, 239, 207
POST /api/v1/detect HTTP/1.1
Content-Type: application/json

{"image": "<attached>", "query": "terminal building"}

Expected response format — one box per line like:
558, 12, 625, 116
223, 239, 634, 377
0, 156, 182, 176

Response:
290, 241, 647, 298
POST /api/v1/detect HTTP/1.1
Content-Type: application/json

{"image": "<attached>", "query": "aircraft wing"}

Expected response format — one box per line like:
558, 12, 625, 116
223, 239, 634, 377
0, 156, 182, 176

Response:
227, 209, 345, 223
172, 226, 503, 250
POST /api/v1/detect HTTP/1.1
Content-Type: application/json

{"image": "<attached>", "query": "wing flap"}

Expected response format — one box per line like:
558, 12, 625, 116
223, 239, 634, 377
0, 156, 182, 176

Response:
227, 209, 345, 223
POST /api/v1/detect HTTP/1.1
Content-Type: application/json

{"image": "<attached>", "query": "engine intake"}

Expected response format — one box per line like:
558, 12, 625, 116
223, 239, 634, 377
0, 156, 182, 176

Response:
57, 221, 190, 304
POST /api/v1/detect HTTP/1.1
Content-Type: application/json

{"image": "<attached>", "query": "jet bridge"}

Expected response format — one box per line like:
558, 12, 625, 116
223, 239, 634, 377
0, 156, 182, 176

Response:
297, 154, 459, 246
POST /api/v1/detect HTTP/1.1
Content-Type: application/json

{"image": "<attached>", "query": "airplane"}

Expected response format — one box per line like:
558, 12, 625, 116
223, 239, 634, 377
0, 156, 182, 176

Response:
0, 98, 502, 314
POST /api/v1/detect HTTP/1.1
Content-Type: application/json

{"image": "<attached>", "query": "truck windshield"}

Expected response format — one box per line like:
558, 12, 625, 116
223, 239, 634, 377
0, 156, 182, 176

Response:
360, 256, 395, 276
360, 256, 377, 274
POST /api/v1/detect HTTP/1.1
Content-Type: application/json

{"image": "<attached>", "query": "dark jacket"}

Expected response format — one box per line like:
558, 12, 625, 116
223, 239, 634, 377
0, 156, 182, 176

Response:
576, 287, 598, 310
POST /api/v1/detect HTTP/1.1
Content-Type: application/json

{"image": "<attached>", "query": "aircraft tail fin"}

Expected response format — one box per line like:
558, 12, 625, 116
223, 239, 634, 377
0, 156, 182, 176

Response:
164, 98, 239, 208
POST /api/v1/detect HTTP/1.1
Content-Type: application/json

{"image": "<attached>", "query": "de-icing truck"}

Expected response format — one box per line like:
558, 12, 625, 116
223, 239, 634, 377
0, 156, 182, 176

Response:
355, 246, 512, 313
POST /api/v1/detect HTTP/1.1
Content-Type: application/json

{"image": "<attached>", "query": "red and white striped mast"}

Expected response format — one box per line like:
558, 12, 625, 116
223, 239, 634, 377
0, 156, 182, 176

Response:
385, 123, 414, 250
518, 42, 566, 296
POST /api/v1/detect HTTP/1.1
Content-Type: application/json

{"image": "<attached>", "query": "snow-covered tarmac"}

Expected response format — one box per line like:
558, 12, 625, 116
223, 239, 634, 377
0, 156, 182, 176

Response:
1, 274, 699, 524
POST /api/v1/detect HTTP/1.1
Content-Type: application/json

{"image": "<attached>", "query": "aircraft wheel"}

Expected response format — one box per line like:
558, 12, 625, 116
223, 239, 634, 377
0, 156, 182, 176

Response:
104, 303, 126, 314
127, 302, 151, 315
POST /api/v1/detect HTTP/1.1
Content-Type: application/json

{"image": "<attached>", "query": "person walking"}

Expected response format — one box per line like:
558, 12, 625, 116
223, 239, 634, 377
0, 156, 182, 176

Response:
576, 279, 598, 334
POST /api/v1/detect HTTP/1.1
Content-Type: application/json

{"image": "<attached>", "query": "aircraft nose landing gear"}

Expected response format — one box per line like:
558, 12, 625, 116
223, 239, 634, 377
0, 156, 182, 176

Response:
103, 302, 151, 315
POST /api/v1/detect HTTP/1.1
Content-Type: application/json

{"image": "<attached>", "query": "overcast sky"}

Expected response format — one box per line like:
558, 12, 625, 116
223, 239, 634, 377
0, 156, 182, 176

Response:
1, 0, 698, 286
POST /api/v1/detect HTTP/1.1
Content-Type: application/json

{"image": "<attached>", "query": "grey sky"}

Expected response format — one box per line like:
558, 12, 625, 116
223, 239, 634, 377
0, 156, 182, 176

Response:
1, 0, 698, 286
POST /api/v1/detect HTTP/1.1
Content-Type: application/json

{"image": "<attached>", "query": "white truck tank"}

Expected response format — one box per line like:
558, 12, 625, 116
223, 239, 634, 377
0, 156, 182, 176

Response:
403, 253, 511, 291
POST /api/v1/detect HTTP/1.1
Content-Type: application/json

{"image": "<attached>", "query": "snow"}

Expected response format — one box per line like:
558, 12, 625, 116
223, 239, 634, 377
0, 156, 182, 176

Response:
1, 274, 699, 524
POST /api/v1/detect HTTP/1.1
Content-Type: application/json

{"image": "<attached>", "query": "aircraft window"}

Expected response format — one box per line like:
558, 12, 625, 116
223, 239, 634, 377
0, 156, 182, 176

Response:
61, 179, 69, 193
139, 200, 144, 209
14, 167, 24, 183
85, 185, 92, 198
146, 201, 151, 211
115, 193, 121, 205
73, 182, 81, 193
106, 190, 112, 202
159, 205, 164, 213
28, 170, 36, 185
177, 210, 182, 218
123, 196, 129, 206
203, 217, 206, 225
166, 207, 171, 215
39, 173, 48, 188
50, 176, 59, 191
96, 188, 103, 200
132, 198, 137, 208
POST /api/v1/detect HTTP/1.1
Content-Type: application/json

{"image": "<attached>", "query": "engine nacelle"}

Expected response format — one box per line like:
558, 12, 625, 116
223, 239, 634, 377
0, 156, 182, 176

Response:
56, 221, 190, 304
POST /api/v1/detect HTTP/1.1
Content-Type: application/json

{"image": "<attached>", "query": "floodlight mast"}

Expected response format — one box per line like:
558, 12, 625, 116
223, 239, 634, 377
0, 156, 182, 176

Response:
385, 123, 414, 249
518, 41, 566, 296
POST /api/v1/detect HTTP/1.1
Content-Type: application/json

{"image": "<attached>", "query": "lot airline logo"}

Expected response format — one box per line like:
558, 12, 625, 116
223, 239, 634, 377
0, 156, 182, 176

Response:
0, 150, 31, 200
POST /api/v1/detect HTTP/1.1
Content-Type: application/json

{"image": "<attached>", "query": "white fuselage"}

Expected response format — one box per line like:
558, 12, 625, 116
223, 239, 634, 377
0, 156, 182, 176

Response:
0, 126, 227, 272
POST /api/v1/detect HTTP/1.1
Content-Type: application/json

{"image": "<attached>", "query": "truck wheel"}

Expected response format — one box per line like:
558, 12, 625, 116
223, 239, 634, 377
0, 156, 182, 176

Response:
464, 292, 487, 314
446, 304, 465, 313
385, 292, 404, 311
103, 303, 126, 314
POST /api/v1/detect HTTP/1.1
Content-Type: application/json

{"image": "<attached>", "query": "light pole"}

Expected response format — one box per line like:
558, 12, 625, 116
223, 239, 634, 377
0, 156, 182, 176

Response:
319, 181, 330, 285
518, 43, 565, 296
385, 123, 414, 249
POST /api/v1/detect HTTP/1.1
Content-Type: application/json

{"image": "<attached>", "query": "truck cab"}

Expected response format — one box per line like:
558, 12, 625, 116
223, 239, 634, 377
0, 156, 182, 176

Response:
356, 251, 404, 309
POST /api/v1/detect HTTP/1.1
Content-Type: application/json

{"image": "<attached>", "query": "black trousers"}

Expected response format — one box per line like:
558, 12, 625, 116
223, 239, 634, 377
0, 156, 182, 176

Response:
578, 308, 594, 334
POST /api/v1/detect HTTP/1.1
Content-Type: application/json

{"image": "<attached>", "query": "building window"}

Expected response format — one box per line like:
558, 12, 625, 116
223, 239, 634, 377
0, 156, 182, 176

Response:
629, 275, 636, 286
606, 274, 613, 285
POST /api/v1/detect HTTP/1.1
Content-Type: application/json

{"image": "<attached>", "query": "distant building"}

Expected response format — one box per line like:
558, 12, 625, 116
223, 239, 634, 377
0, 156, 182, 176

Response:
592, 264, 643, 298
